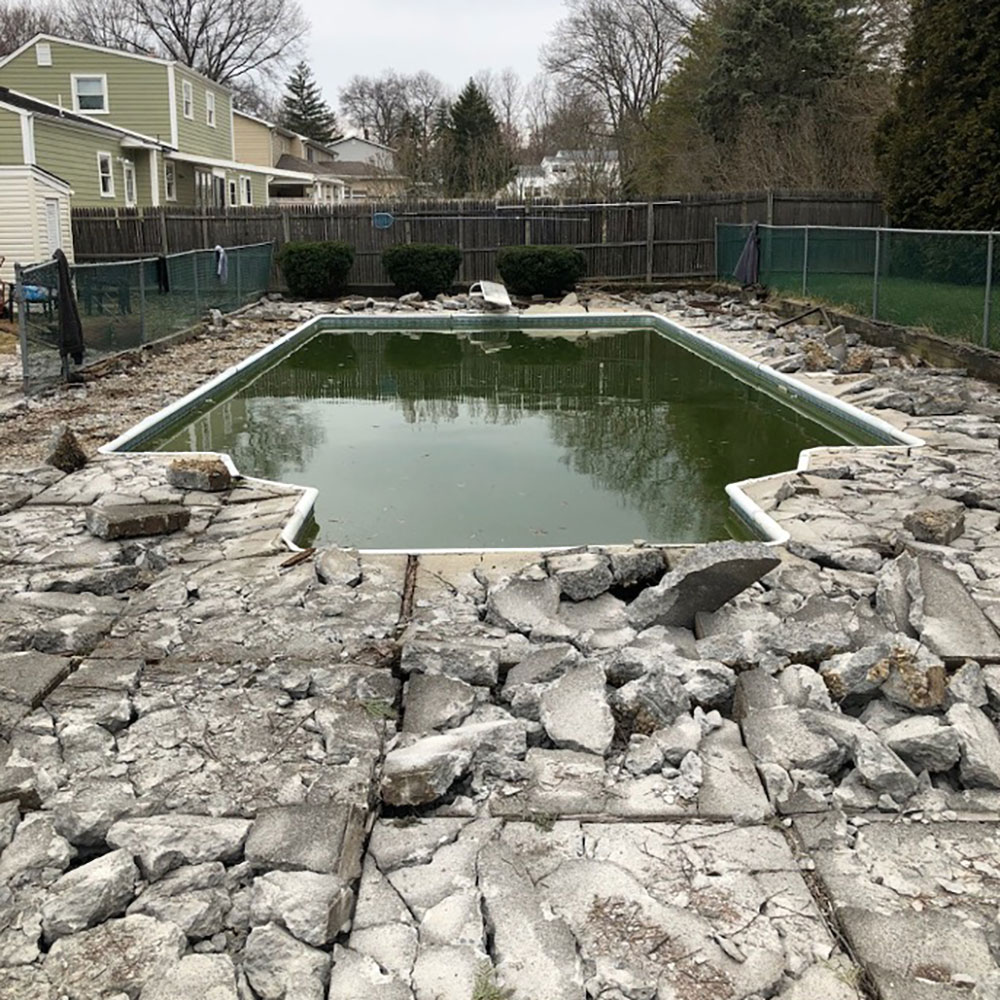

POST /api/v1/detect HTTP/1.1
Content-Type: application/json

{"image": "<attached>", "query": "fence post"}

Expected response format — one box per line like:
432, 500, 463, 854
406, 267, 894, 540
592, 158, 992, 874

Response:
158, 208, 169, 256
458, 216, 465, 282
802, 227, 809, 296
235, 249, 242, 304
713, 219, 719, 279
192, 251, 200, 316
984, 233, 995, 348
404, 219, 412, 244
138, 260, 147, 344
15, 264, 28, 392
645, 201, 655, 284
524, 207, 531, 246
872, 229, 882, 320
766, 189, 775, 226
281, 210, 291, 246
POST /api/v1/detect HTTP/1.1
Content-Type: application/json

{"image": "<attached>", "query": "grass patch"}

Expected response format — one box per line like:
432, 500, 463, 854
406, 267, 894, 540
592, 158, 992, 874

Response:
361, 699, 397, 721
471, 962, 514, 1000
766, 271, 999, 348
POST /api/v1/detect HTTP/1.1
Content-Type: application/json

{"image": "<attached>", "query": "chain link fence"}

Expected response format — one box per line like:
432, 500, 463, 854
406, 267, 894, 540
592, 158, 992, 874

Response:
717, 223, 1000, 349
16, 242, 274, 391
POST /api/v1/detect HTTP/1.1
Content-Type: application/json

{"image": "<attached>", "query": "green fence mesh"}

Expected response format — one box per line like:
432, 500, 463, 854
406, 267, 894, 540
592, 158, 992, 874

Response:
17, 242, 273, 391
717, 224, 998, 349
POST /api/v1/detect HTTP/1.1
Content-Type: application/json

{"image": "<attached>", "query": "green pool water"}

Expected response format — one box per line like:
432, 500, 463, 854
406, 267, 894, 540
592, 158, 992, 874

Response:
143, 327, 856, 548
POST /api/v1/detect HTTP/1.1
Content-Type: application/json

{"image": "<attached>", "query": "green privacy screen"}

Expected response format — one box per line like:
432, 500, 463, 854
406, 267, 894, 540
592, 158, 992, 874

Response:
717, 223, 998, 349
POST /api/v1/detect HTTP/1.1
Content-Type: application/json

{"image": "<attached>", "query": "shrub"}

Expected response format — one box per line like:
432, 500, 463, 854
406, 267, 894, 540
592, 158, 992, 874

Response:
278, 241, 354, 298
382, 243, 462, 298
496, 245, 587, 298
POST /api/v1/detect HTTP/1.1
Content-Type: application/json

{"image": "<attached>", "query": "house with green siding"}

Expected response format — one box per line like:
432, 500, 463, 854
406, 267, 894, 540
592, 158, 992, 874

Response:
0, 34, 311, 209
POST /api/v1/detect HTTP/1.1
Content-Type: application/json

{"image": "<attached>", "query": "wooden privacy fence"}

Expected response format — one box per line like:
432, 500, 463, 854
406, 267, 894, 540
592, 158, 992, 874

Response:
70, 191, 886, 289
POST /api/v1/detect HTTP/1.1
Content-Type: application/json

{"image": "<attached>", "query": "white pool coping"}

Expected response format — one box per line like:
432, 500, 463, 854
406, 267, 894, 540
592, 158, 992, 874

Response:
100, 310, 925, 554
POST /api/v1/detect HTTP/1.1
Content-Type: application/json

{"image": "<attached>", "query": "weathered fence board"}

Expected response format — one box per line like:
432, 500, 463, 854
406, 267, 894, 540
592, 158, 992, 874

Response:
70, 191, 886, 287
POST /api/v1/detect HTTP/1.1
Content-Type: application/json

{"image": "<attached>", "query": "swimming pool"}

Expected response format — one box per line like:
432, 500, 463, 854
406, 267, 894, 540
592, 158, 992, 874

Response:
110, 314, 901, 550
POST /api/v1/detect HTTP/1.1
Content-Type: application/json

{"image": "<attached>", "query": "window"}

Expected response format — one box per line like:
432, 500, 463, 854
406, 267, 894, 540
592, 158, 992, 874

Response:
164, 161, 176, 201
72, 74, 107, 113
228, 179, 238, 207
97, 152, 114, 197
241, 175, 252, 206
206, 90, 216, 128
182, 80, 193, 119
35, 42, 52, 66
122, 159, 136, 207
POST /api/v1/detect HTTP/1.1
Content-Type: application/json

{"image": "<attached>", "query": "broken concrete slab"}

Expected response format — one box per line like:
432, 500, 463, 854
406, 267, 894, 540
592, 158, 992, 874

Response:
906, 555, 1000, 662
85, 503, 191, 541
107, 815, 251, 880
485, 575, 561, 632
539, 662, 614, 755
244, 804, 367, 879
402, 674, 478, 733
40, 847, 138, 941
546, 551, 613, 601
627, 541, 781, 630
904, 496, 966, 545
166, 456, 232, 492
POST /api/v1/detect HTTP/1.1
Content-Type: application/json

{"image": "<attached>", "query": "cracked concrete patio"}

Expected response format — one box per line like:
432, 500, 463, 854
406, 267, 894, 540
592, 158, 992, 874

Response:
2, 291, 1000, 999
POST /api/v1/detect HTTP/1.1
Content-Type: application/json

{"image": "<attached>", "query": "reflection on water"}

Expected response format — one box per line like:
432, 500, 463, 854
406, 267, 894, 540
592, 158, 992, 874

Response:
146, 328, 847, 547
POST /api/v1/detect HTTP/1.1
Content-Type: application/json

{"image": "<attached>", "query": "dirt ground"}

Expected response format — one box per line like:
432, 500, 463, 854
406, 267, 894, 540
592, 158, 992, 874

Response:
0, 316, 292, 471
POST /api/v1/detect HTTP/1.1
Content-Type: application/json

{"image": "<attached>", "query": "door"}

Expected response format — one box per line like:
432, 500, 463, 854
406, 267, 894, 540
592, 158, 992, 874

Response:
44, 198, 62, 254
122, 160, 136, 207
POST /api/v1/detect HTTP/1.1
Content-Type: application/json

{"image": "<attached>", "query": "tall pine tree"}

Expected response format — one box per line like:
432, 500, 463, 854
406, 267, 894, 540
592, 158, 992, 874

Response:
699, 0, 856, 141
440, 81, 513, 196
279, 62, 339, 143
877, 0, 1000, 229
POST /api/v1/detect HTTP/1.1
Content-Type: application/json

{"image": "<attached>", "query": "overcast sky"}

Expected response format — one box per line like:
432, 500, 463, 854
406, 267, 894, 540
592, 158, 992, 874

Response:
300, 0, 566, 109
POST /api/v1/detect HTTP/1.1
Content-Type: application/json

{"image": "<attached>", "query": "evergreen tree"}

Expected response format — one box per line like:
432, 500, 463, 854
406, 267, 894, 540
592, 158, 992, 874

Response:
877, 0, 1000, 229
699, 0, 856, 141
441, 80, 514, 196
279, 62, 339, 143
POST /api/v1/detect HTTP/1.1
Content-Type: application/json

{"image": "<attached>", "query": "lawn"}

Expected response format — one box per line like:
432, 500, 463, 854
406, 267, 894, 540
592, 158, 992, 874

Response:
765, 270, 998, 348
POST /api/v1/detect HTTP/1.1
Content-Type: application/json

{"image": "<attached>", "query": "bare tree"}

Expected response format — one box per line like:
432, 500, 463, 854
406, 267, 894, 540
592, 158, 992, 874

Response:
339, 72, 410, 144
339, 70, 448, 146
838, 0, 910, 68
66, 0, 306, 83
0, 0, 63, 57
543, 0, 688, 185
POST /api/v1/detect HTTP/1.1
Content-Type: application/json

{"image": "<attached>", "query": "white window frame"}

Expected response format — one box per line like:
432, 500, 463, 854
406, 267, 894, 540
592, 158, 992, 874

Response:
72, 73, 108, 114
122, 159, 137, 207
97, 151, 115, 198
228, 178, 238, 207
35, 42, 52, 66
206, 90, 216, 128
164, 161, 177, 202
240, 174, 252, 206
182, 80, 194, 120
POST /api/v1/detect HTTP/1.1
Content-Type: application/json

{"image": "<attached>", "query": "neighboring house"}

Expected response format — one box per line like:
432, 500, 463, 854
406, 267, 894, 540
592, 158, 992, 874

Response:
0, 34, 309, 209
232, 109, 345, 204
320, 136, 407, 200
327, 136, 396, 170
503, 149, 621, 199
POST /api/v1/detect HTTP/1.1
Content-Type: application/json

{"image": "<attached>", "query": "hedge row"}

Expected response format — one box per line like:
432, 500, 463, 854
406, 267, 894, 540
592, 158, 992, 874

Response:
276, 241, 586, 299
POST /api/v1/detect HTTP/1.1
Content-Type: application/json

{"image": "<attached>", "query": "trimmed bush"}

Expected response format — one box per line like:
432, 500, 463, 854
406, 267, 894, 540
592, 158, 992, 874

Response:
382, 243, 462, 298
496, 245, 587, 298
278, 241, 355, 298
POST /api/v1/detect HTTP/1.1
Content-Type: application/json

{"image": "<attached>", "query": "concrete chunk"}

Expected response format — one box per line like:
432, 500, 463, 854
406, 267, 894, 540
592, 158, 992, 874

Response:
41, 848, 138, 942
245, 804, 367, 879
485, 575, 561, 632
903, 496, 966, 545
85, 503, 191, 540
539, 662, 614, 755
947, 703, 1000, 788
166, 456, 232, 492
250, 870, 353, 946
107, 814, 251, 880
546, 551, 613, 601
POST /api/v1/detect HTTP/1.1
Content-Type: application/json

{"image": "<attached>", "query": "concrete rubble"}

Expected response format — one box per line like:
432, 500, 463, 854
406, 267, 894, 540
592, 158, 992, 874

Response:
2, 289, 1000, 996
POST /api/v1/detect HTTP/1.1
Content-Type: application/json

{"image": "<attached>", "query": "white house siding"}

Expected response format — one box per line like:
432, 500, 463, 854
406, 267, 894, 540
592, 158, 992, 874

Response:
0, 165, 73, 284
